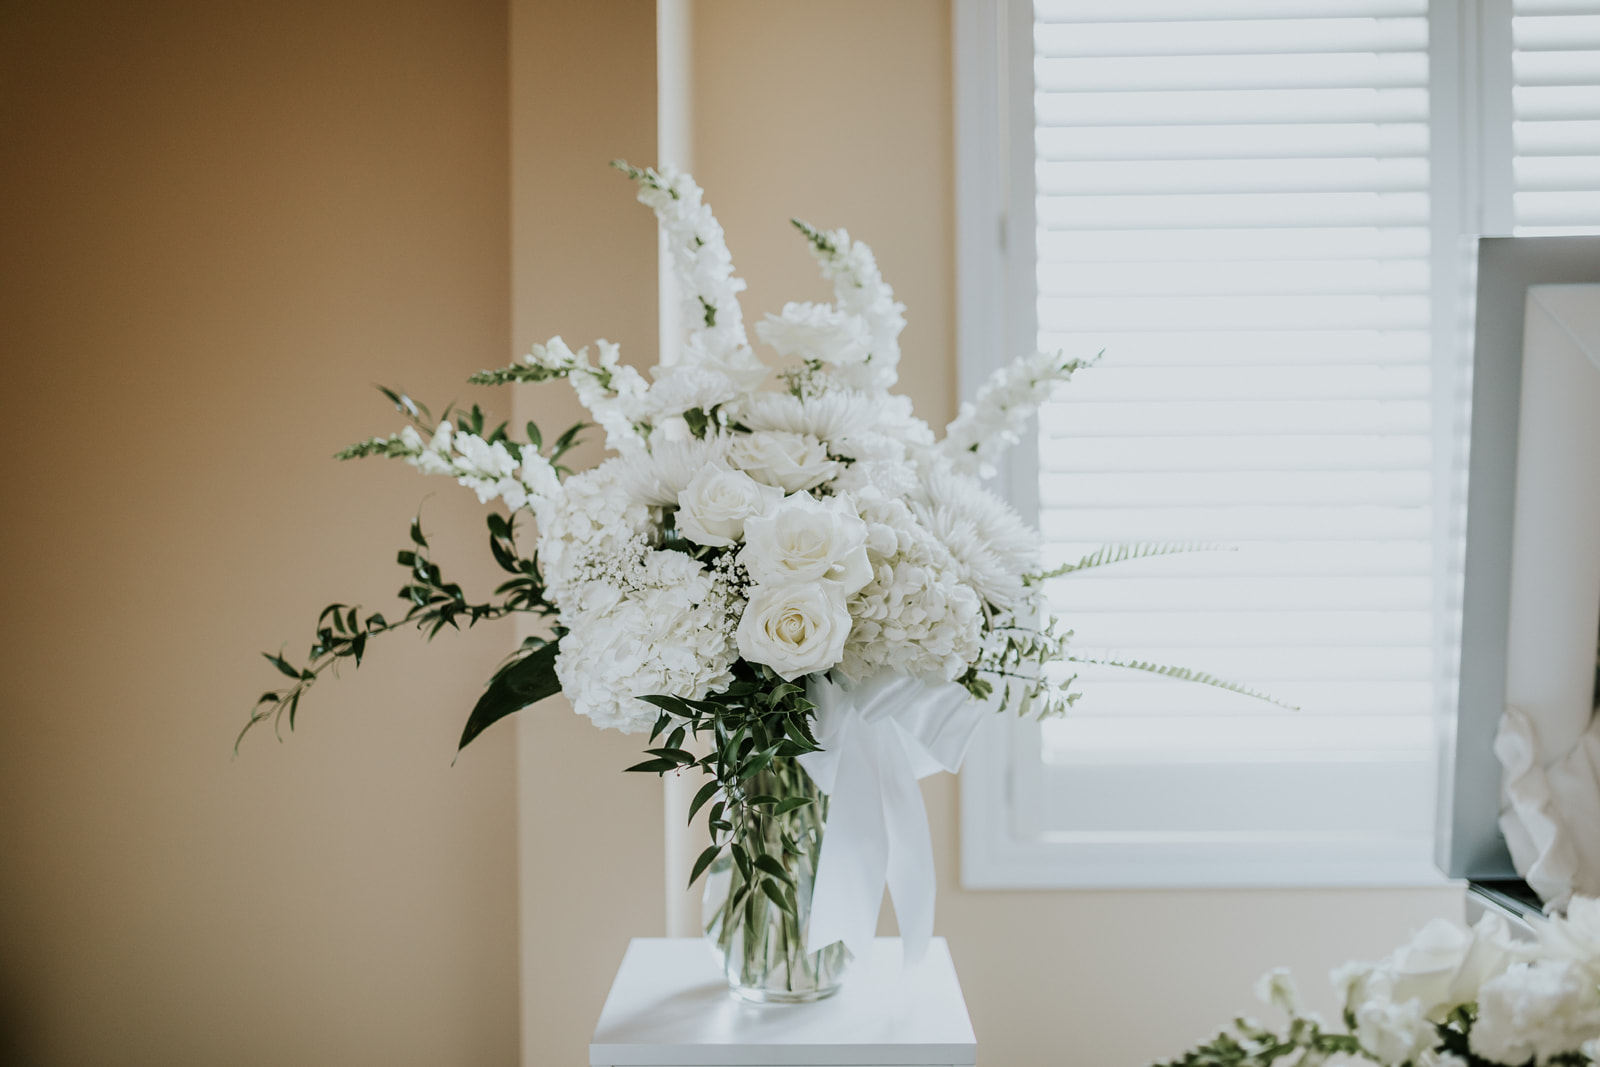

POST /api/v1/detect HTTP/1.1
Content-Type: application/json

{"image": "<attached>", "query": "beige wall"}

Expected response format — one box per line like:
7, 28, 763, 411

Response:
507, 4, 665, 1066
0, 3, 519, 1064
689, 3, 1464, 1065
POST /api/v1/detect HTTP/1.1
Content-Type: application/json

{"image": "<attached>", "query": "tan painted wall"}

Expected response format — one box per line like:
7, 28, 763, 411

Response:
507, 4, 665, 1066
689, 3, 1464, 1065
0, 3, 519, 1064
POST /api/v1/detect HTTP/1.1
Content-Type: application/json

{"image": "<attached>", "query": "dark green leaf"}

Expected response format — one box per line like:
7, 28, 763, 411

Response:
730, 843, 751, 883
771, 796, 812, 816
752, 854, 792, 883
759, 878, 794, 915
687, 780, 720, 824
688, 844, 721, 888
525, 421, 542, 451
409, 519, 427, 548
623, 758, 679, 774
456, 639, 562, 752
264, 652, 300, 680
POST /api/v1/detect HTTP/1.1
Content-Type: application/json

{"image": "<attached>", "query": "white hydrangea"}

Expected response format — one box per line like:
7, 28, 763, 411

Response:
941, 350, 1084, 479
1472, 960, 1600, 1065
533, 459, 658, 609
837, 488, 983, 684
554, 548, 741, 732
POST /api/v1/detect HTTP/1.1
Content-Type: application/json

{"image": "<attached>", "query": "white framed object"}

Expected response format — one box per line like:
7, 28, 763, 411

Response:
588, 938, 976, 1066
957, 0, 1453, 890
1440, 241, 1600, 883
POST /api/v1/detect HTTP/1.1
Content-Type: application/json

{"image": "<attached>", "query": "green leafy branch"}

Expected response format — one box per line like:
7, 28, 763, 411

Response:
1156, 1015, 1362, 1067
1027, 541, 1231, 584
624, 665, 825, 920
1071, 656, 1298, 711
239, 511, 555, 753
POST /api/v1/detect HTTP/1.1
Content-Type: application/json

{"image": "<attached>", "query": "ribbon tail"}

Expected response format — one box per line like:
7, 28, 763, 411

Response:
805, 716, 887, 958
882, 725, 937, 967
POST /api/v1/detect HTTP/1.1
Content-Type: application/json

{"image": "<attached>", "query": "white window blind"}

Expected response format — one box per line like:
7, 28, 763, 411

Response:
1514, 1, 1600, 235
1024, 0, 1438, 868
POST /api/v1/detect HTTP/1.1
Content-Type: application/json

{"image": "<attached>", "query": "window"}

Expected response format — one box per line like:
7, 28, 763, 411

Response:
957, 0, 1600, 888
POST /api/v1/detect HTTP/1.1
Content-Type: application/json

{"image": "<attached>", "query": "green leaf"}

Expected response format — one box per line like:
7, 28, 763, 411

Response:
688, 844, 721, 888
409, 519, 427, 548
456, 639, 562, 752
730, 843, 752, 883
263, 652, 300, 680
771, 796, 812, 816
752, 854, 792, 883
687, 780, 720, 824
623, 758, 679, 774
525, 421, 542, 451
759, 878, 794, 916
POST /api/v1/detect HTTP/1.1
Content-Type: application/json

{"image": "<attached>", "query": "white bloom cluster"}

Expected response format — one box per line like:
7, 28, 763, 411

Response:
941, 350, 1086, 479
373, 164, 1089, 735
1196, 898, 1600, 1067
523, 336, 651, 453
395, 422, 561, 511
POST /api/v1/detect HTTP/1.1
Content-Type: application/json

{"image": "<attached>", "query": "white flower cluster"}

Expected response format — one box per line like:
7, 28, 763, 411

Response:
379, 164, 1086, 734
392, 422, 561, 511
1214, 897, 1600, 1067
941, 350, 1087, 479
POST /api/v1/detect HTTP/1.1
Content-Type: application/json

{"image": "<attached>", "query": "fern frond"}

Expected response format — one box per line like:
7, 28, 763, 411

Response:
1068, 656, 1297, 710
1028, 541, 1232, 583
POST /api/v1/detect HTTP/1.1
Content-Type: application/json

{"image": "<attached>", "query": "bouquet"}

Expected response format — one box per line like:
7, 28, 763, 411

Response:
242, 162, 1254, 1001
1164, 899, 1600, 1067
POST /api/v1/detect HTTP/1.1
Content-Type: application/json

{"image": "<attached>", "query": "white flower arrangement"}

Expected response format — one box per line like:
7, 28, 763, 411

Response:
242, 162, 1273, 995
1167, 898, 1600, 1067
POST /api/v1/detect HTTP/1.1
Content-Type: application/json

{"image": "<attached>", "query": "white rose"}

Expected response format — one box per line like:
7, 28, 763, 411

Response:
727, 431, 839, 493
675, 466, 782, 548
1473, 959, 1600, 1065
740, 492, 873, 596
1388, 915, 1518, 1022
736, 581, 851, 680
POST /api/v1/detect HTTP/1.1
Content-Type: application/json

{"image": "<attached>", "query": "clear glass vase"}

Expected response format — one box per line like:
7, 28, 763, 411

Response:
701, 756, 852, 1002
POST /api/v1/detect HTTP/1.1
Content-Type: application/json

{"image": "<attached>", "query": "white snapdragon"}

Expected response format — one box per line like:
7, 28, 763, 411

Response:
941, 350, 1084, 478
676, 466, 781, 548
797, 225, 907, 393
526, 336, 651, 452
1255, 968, 1301, 1016
1354, 994, 1434, 1067
740, 492, 873, 596
726, 431, 839, 494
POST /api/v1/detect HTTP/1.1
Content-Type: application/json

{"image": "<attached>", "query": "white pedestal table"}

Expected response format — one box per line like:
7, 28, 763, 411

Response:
589, 937, 976, 1066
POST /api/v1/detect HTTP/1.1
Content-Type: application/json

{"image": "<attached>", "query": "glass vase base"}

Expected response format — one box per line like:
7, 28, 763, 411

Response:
728, 979, 845, 1005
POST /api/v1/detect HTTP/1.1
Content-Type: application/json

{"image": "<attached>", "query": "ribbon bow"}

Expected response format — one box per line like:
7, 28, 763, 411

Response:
795, 671, 988, 966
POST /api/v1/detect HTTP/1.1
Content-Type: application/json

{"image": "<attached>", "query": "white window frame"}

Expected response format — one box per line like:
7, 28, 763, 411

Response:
956, 0, 1511, 889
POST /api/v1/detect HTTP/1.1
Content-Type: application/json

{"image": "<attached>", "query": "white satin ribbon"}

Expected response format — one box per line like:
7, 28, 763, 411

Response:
796, 671, 988, 966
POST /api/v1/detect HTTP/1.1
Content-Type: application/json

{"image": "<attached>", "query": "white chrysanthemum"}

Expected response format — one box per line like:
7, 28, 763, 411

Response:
941, 350, 1083, 478
646, 364, 741, 421
756, 301, 873, 366
1472, 960, 1600, 1065
730, 389, 878, 449
916, 465, 1039, 611
554, 549, 741, 732
837, 489, 983, 683
616, 437, 727, 507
